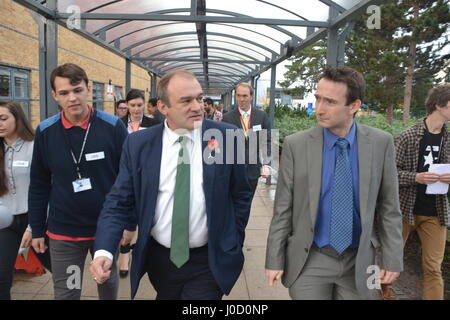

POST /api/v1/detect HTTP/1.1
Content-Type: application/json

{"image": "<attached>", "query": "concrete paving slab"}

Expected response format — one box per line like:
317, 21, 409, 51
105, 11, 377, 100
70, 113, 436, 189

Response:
244, 229, 269, 247
246, 216, 272, 230
244, 270, 290, 300
225, 273, 250, 300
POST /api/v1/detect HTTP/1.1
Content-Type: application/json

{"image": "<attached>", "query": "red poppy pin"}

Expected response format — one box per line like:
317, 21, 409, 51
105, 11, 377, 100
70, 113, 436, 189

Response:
207, 139, 221, 158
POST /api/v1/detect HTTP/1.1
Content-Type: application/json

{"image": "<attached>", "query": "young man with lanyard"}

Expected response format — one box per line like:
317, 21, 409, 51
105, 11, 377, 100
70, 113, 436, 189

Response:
29, 63, 129, 300
395, 84, 450, 300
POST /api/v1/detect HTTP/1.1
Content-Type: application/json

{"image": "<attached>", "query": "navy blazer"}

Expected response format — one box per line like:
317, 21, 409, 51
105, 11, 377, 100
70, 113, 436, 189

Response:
95, 119, 252, 298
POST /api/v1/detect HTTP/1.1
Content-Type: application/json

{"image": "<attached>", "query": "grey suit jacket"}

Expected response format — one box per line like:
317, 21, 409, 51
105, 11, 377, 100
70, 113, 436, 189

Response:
265, 124, 404, 299
222, 108, 272, 181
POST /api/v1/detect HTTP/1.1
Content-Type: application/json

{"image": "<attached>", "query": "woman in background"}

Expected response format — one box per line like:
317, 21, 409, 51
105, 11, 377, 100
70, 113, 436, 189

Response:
0, 101, 34, 300
118, 90, 159, 277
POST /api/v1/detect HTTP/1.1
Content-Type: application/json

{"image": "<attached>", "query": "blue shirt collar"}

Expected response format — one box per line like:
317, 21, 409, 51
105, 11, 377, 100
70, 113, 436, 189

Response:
324, 122, 357, 150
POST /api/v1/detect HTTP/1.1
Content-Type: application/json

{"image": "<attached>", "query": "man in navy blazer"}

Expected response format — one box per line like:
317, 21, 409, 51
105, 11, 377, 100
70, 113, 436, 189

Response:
90, 70, 252, 299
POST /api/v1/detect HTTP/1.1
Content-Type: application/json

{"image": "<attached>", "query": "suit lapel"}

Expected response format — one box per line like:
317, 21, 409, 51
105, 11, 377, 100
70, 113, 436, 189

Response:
144, 125, 163, 233
233, 109, 243, 129
307, 127, 323, 226
357, 124, 372, 226
202, 121, 215, 221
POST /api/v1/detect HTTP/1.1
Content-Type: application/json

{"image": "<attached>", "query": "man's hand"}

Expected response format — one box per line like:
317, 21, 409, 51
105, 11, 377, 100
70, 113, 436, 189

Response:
438, 173, 450, 184
261, 165, 271, 178
380, 270, 400, 284
120, 230, 136, 246
32, 237, 47, 253
415, 172, 439, 184
20, 230, 32, 249
265, 269, 284, 286
90, 256, 113, 284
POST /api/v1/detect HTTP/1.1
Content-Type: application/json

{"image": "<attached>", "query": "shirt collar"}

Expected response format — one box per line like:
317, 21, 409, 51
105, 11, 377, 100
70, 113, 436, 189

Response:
324, 122, 357, 150
163, 120, 198, 146
128, 114, 143, 124
61, 106, 93, 130
238, 107, 252, 117
4, 138, 25, 152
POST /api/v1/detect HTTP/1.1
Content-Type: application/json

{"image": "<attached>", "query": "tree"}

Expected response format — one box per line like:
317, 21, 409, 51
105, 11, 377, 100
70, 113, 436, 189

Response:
279, 0, 449, 124
346, 1, 407, 124
278, 40, 327, 98
397, 0, 449, 123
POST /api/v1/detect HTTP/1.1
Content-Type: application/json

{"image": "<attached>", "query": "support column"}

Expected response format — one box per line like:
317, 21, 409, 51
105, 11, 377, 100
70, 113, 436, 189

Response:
268, 62, 276, 129
32, 0, 58, 119
337, 22, 355, 66
151, 73, 157, 98
125, 58, 131, 95
326, 7, 339, 67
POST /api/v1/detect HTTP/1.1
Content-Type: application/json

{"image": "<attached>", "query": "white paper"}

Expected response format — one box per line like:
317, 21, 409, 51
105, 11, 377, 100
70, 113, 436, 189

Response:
425, 164, 450, 194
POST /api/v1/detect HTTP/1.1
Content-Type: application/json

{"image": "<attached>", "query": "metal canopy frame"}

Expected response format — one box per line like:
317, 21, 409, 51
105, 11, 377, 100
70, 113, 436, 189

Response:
13, 0, 384, 115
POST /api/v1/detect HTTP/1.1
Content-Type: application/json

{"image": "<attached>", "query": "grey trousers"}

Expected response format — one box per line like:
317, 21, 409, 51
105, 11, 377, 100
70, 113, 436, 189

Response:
49, 238, 118, 300
289, 245, 362, 300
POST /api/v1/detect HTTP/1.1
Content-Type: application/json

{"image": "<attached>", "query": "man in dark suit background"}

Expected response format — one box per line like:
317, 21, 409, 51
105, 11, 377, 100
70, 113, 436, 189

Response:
223, 83, 272, 198
90, 70, 252, 300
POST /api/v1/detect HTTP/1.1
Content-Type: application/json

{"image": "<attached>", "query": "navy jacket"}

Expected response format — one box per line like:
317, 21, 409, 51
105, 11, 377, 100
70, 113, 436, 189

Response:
95, 120, 252, 298
28, 109, 128, 238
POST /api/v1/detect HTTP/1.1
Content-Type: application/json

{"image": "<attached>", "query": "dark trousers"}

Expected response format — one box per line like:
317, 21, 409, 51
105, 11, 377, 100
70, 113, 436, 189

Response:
0, 214, 28, 300
249, 178, 258, 199
146, 237, 223, 300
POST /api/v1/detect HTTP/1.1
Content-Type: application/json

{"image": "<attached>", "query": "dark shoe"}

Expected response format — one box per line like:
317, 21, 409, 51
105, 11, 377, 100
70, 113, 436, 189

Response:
119, 269, 129, 278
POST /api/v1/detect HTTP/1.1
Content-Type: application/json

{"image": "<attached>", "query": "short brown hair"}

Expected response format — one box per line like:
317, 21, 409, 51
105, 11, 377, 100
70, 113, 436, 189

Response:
235, 82, 254, 96
0, 100, 34, 196
50, 63, 89, 91
157, 70, 196, 106
425, 84, 450, 115
319, 66, 366, 105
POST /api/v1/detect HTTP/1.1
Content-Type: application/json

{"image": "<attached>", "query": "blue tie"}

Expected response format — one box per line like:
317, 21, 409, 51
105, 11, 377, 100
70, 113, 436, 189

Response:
330, 138, 353, 254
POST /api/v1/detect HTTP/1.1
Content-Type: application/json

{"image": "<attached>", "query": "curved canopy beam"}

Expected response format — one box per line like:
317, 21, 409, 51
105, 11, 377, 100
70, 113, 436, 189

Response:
144, 46, 260, 63
150, 55, 258, 70
134, 39, 270, 61
124, 31, 278, 57
91, 8, 300, 41
160, 62, 250, 76
108, 21, 284, 48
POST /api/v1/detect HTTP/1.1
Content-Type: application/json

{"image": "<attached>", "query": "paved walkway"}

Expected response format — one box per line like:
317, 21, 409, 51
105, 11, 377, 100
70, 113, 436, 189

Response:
11, 180, 290, 300
12, 179, 426, 300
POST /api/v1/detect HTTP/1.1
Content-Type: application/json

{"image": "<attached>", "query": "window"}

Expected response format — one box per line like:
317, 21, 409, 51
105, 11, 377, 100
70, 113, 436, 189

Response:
92, 81, 105, 110
0, 66, 31, 118
114, 85, 124, 100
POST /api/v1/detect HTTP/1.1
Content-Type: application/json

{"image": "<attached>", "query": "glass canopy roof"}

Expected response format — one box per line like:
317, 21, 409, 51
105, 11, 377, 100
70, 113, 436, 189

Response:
17, 0, 377, 93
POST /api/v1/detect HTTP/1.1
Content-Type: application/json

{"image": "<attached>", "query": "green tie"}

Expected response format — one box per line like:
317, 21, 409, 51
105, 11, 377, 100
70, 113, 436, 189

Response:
170, 136, 190, 268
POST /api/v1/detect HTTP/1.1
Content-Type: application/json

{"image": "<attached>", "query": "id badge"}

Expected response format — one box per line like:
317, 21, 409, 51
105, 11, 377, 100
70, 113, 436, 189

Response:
72, 178, 92, 193
252, 124, 262, 132
13, 160, 30, 167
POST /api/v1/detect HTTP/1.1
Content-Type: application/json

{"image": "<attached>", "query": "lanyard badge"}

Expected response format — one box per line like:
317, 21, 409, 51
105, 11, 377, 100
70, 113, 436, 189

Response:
64, 121, 94, 193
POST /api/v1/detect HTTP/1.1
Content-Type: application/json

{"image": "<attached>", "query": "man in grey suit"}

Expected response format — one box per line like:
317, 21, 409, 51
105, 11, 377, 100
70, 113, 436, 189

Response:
265, 66, 404, 300
223, 83, 272, 198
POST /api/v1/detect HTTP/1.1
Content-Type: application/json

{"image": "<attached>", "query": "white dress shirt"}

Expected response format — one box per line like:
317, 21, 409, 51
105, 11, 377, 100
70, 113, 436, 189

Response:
151, 120, 207, 248
94, 121, 208, 261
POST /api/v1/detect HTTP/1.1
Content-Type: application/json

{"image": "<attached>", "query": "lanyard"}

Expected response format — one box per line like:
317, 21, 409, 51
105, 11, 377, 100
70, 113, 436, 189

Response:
128, 116, 142, 132
240, 111, 251, 135
63, 121, 92, 180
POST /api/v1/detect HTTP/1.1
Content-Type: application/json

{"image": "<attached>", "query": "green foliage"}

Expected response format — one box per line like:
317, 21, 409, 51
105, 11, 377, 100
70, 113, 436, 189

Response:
274, 113, 421, 144
278, 0, 450, 122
